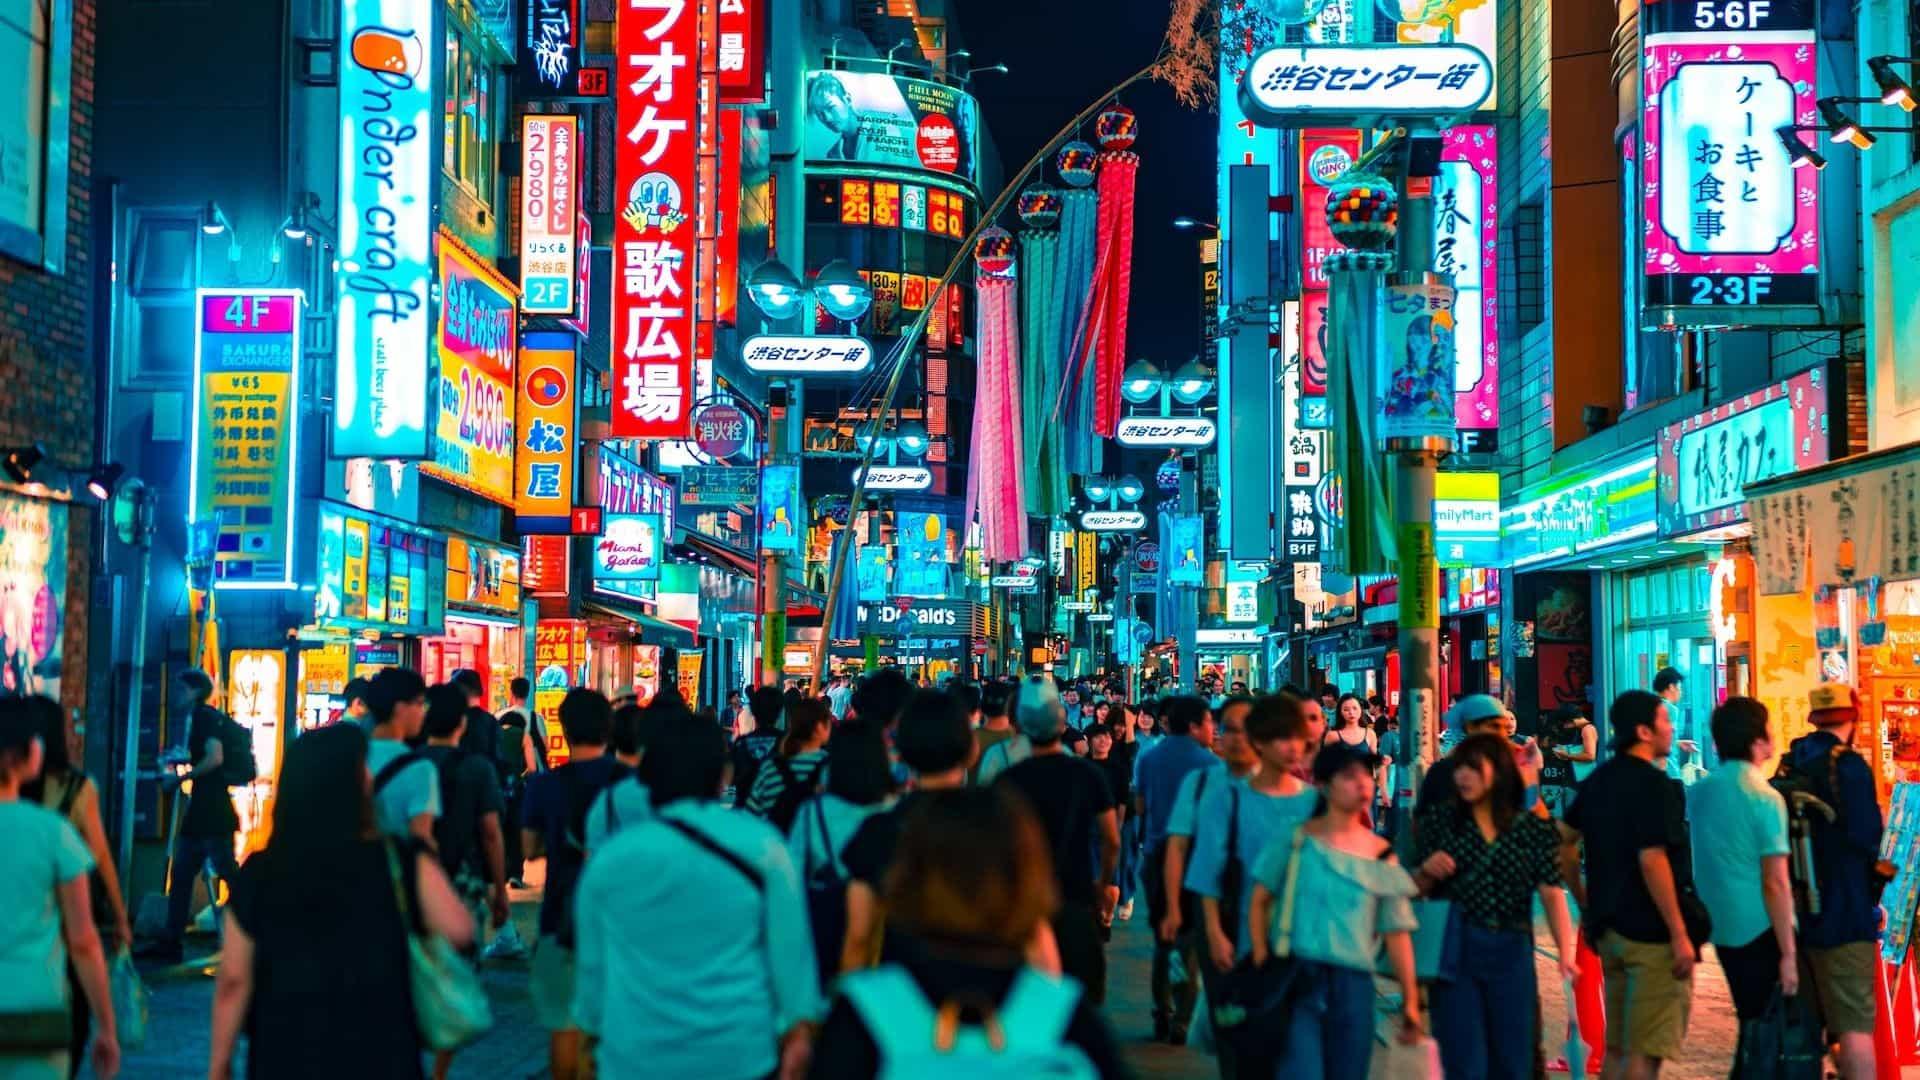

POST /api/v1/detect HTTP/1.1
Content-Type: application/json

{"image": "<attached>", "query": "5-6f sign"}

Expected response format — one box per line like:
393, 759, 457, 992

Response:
611, 0, 697, 439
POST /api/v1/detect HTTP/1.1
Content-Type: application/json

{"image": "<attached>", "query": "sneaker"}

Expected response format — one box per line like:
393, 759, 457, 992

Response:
1116, 900, 1134, 922
508, 878, 531, 890
483, 921, 529, 960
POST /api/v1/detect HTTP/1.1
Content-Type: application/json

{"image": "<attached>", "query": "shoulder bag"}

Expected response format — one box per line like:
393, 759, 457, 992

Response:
1212, 825, 1316, 1062
385, 842, 493, 1052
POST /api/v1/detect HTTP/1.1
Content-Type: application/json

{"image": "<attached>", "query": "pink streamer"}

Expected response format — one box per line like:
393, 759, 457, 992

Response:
969, 274, 1027, 564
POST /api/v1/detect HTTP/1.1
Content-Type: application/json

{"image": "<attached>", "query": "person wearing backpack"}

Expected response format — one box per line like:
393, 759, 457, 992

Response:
361, 668, 439, 843
573, 713, 822, 1080
731, 685, 784, 807
809, 787, 1128, 1079
1781, 685, 1885, 1080
419, 686, 509, 939
749, 699, 833, 830
141, 668, 245, 964
791, 723, 894, 994
519, 688, 628, 1080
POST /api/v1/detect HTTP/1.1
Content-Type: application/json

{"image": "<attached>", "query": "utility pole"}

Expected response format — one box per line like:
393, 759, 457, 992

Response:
757, 382, 789, 688
117, 482, 156, 884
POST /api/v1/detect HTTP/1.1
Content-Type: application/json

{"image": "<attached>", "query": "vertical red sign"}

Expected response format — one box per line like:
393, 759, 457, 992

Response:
715, 0, 764, 104
1298, 129, 1362, 397
716, 110, 743, 326
612, 0, 698, 439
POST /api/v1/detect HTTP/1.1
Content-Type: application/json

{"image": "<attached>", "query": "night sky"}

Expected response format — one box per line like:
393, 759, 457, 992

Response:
953, 0, 1217, 369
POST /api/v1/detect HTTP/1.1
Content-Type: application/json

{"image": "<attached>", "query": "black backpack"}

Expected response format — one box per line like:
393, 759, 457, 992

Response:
1773, 736, 1890, 915
216, 712, 258, 787
424, 749, 481, 878
798, 798, 848, 992
553, 761, 630, 947
765, 756, 825, 834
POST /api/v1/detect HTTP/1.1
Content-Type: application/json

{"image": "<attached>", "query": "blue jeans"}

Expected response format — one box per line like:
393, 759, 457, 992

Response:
1271, 964, 1376, 1079
1118, 815, 1140, 906
163, 831, 239, 943
1430, 922, 1538, 1080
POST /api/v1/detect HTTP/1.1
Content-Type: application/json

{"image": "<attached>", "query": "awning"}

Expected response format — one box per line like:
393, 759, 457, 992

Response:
1745, 440, 1920, 595
676, 529, 758, 579
582, 599, 699, 648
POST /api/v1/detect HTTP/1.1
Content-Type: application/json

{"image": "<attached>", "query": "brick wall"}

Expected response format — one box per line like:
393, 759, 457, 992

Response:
0, 0, 98, 724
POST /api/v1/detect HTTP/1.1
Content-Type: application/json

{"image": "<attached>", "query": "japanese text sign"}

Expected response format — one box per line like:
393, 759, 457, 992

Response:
612, 0, 698, 439
1241, 44, 1493, 128
517, 0, 593, 99
423, 232, 518, 504
1641, 0, 1819, 315
336, 0, 435, 459
716, 0, 764, 103
1504, 456, 1659, 567
514, 333, 578, 533
1437, 126, 1498, 449
520, 115, 579, 314
313, 501, 447, 634
597, 444, 675, 537
1114, 416, 1218, 448
1656, 365, 1828, 537
1378, 281, 1458, 442
191, 290, 301, 587
741, 334, 875, 376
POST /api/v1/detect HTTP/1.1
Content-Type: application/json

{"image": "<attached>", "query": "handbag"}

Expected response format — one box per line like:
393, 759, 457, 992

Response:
110, 948, 149, 1050
1734, 989, 1823, 1080
385, 843, 493, 1052
0, 1008, 69, 1052
1391, 897, 1461, 982
1213, 826, 1316, 1062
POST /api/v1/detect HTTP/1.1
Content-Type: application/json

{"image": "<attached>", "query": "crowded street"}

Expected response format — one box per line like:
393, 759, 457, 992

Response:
8, 0, 1920, 1076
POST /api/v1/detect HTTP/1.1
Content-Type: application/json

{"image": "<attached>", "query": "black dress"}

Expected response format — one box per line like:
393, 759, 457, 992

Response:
229, 839, 426, 1078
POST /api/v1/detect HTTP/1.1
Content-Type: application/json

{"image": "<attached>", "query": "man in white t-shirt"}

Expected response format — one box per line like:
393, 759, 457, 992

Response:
363, 668, 440, 842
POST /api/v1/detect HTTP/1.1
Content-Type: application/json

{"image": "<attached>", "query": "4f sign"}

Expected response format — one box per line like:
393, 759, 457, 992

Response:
854, 465, 932, 491
1115, 415, 1218, 448
742, 335, 874, 376
1081, 510, 1147, 532
1240, 44, 1493, 128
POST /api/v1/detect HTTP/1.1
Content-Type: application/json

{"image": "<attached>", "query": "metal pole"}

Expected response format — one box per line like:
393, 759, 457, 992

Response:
1178, 459, 1199, 690
117, 488, 154, 885
758, 382, 788, 688
1390, 138, 1450, 849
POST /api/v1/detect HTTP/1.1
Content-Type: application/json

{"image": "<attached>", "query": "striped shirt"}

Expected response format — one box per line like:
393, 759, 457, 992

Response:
746, 749, 828, 819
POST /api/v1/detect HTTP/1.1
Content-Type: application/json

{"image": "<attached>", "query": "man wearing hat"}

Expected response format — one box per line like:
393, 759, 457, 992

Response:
996, 675, 1122, 1004
1412, 694, 1544, 825
1783, 685, 1884, 1080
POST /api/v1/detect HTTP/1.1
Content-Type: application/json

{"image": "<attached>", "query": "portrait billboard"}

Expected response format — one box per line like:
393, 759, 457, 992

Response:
803, 71, 981, 187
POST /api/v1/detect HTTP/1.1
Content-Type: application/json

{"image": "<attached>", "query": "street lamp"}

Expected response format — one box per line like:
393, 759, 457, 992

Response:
1082, 475, 1114, 503
1121, 360, 1165, 405
1871, 55, 1919, 110
1170, 360, 1216, 405
894, 419, 930, 458
812, 259, 875, 322
1116, 474, 1146, 503
747, 259, 807, 321
1171, 216, 1218, 232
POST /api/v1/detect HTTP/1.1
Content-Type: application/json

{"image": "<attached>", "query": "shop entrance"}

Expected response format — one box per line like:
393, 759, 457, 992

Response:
1610, 558, 1718, 778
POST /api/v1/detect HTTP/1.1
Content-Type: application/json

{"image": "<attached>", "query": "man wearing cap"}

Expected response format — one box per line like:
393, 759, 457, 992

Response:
996, 676, 1122, 1004
1413, 694, 1545, 827
1784, 685, 1883, 1079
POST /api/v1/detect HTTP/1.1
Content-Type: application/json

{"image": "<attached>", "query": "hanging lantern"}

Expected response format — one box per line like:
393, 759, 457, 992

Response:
975, 225, 1017, 277
1056, 140, 1098, 188
1095, 103, 1138, 150
1017, 185, 1062, 228
1323, 172, 1398, 251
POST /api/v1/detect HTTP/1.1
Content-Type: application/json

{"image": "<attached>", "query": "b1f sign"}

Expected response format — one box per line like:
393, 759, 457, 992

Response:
520, 115, 579, 314
335, 0, 435, 459
1240, 44, 1493, 128
741, 335, 874, 376
611, 0, 697, 439
1113, 415, 1218, 448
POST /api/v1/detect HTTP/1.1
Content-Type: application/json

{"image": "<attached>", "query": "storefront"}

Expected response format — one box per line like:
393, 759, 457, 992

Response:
849, 598, 982, 682
584, 444, 693, 697
1441, 567, 1502, 703
423, 535, 526, 709
300, 501, 450, 723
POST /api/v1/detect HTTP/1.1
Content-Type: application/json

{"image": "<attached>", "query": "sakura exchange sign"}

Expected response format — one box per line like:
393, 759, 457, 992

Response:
612, 0, 697, 439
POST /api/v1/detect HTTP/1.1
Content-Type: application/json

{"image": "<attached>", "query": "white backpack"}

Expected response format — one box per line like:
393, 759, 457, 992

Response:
839, 965, 1098, 1079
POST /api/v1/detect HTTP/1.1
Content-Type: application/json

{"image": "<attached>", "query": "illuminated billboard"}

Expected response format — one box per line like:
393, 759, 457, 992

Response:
1437, 126, 1498, 451
515, 333, 577, 533
1656, 365, 1830, 538
803, 71, 981, 187
423, 233, 518, 504
520, 115, 579, 315
612, 0, 697, 439
1641, 0, 1819, 322
191, 291, 301, 588
335, 0, 434, 459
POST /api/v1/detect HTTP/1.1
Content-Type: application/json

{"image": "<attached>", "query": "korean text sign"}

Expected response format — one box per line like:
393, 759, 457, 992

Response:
423, 233, 518, 503
612, 0, 698, 439
1640, 0, 1819, 313
192, 291, 301, 587
515, 333, 578, 532
335, 0, 435, 458
520, 115, 579, 314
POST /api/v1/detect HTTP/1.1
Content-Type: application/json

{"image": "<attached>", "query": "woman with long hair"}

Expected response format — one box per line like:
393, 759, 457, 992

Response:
792, 722, 895, 992
1322, 693, 1377, 752
745, 697, 833, 827
209, 724, 472, 1079
21, 696, 132, 1077
1412, 733, 1578, 1080
1247, 742, 1420, 1077
810, 788, 1128, 1077
0, 697, 117, 1080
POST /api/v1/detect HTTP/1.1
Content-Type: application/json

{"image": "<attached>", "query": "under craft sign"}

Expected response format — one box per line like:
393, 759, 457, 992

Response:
741, 335, 874, 376
1114, 415, 1217, 449
1240, 44, 1493, 128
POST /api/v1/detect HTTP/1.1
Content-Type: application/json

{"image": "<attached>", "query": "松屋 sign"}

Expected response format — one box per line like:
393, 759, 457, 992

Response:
1640, 0, 1820, 321
1656, 365, 1829, 537
191, 290, 301, 588
1240, 44, 1493, 128
612, 0, 697, 439
741, 335, 874, 376
336, 0, 435, 459
1081, 510, 1147, 532
853, 465, 933, 492
520, 115, 579, 314
423, 232, 518, 504
1113, 415, 1218, 448
515, 333, 577, 533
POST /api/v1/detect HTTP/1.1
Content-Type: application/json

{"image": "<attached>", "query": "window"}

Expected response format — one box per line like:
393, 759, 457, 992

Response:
118, 208, 201, 386
1512, 201, 1545, 333
0, 0, 74, 270
442, 27, 497, 206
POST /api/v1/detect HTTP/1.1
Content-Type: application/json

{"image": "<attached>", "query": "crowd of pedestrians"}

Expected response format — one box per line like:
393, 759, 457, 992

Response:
3, 652, 1897, 1079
